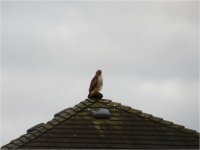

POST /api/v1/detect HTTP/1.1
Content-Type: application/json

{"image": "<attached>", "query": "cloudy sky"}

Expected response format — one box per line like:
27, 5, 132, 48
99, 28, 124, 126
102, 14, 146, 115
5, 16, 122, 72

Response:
1, 0, 199, 146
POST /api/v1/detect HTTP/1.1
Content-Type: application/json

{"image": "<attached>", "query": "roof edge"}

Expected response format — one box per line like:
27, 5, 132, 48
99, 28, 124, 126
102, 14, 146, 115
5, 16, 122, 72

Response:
98, 99, 200, 137
1, 98, 97, 149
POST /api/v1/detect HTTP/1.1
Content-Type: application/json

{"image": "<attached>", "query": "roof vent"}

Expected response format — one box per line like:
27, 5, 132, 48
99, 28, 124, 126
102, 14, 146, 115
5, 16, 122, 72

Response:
27, 123, 45, 133
90, 108, 111, 118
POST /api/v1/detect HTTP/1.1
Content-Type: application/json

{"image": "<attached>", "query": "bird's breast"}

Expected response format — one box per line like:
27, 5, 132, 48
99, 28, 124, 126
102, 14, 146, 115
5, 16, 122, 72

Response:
98, 75, 103, 84
97, 75, 103, 90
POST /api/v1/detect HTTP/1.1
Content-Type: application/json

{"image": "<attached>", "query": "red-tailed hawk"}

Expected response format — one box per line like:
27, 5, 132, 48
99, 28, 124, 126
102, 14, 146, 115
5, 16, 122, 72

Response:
88, 70, 103, 98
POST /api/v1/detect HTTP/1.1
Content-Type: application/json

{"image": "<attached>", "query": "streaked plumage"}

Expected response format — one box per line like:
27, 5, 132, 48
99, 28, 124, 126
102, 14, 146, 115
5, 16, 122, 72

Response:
89, 70, 103, 96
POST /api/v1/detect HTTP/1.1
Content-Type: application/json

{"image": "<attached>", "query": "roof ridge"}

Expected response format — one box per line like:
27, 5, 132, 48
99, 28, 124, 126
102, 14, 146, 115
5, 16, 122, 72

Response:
2, 98, 199, 149
1, 98, 97, 149
98, 99, 199, 137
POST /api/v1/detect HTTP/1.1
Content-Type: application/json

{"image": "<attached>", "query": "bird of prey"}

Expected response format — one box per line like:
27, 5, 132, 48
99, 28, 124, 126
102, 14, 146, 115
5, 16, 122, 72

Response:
88, 70, 103, 98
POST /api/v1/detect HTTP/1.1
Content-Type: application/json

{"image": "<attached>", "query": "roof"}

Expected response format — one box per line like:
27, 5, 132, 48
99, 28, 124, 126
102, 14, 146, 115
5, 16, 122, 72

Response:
2, 98, 199, 149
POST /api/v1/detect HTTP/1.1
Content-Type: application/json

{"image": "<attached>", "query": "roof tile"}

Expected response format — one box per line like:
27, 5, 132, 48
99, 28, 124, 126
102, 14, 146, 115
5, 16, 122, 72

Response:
109, 102, 121, 107
140, 112, 153, 119
171, 124, 184, 129
99, 99, 111, 104
58, 112, 71, 119
127, 108, 142, 114
30, 130, 41, 137
76, 102, 87, 109
24, 133, 35, 140
54, 116, 65, 122
160, 120, 173, 126
64, 108, 76, 115
5, 144, 18, 149
36, 126, 47, 133
150, 116, 163, 122
12, 140, 22, 146
86, 98, 97, 103
54, 109, 69, 117
72, 105, 82, 112
49, 119, 60, 126
81, 99, 93, 106
18, 137, 30, 143
118, 105, 131, 111
44, 122, 54, 129
27, 123, 45, 133
182, 128, 197, 134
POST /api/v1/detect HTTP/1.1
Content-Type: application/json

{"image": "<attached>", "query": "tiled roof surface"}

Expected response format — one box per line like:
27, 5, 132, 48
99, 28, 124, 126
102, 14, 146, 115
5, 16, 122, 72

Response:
2, 98, 199, 149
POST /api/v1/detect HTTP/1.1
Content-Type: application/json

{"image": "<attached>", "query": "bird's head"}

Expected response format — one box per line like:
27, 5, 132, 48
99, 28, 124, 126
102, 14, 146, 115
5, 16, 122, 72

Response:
96, 70, 102, 75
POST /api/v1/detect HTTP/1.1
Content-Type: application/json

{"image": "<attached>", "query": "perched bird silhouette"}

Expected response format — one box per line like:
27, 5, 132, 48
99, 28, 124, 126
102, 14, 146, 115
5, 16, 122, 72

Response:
88, 70, 103, 98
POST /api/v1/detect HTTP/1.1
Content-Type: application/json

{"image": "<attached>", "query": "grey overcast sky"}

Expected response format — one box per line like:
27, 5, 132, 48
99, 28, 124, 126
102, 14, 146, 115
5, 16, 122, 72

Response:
1, 0, 199, 146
